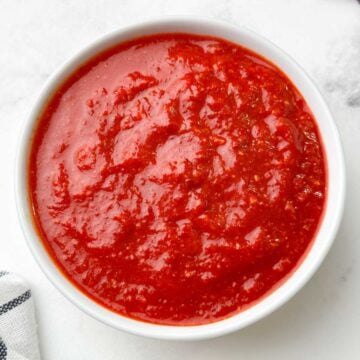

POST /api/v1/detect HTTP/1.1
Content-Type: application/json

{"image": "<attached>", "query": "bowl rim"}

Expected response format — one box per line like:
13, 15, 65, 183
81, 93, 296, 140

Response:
15, 15, 346, 340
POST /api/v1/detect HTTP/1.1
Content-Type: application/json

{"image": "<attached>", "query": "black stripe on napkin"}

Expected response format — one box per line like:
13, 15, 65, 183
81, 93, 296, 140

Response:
0, 337, 7, 360
0, 290, 31, 316
0, 271, 8, 278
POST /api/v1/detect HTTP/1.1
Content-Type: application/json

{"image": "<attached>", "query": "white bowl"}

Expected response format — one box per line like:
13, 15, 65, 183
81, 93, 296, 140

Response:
15, 17, 345, 340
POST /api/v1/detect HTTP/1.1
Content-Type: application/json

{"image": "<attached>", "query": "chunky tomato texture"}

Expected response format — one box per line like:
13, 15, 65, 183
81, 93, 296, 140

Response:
29, 34, 326, 325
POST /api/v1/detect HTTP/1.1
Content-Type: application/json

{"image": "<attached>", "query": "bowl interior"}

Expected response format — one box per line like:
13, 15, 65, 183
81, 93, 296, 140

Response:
15, 17, 345, 340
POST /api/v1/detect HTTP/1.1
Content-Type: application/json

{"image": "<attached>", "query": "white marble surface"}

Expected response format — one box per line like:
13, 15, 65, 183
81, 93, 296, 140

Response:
1, 0, 360, 358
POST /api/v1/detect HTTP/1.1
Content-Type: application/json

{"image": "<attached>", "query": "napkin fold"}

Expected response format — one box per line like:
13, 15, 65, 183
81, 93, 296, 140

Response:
0, 271, 40, 360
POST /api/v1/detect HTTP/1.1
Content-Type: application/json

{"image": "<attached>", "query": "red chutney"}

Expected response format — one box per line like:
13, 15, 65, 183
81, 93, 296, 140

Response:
29, 34, 326, 325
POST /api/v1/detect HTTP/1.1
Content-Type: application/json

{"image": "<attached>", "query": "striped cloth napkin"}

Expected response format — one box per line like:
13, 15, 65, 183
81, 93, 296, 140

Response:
0, 271, 40, 360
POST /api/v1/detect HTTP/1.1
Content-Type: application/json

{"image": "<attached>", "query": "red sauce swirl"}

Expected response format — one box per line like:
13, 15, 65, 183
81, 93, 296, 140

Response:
29, 34, 326, 325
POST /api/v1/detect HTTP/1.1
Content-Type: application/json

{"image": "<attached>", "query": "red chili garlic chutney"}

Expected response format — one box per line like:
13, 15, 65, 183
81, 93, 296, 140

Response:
29, 34, 326, 325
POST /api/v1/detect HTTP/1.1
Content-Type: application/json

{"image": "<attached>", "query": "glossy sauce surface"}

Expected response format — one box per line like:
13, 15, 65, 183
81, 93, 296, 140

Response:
29, 34, 326, 325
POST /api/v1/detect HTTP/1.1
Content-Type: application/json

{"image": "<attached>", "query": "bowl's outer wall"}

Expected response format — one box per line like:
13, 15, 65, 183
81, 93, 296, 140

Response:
15, 17, 345, 340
